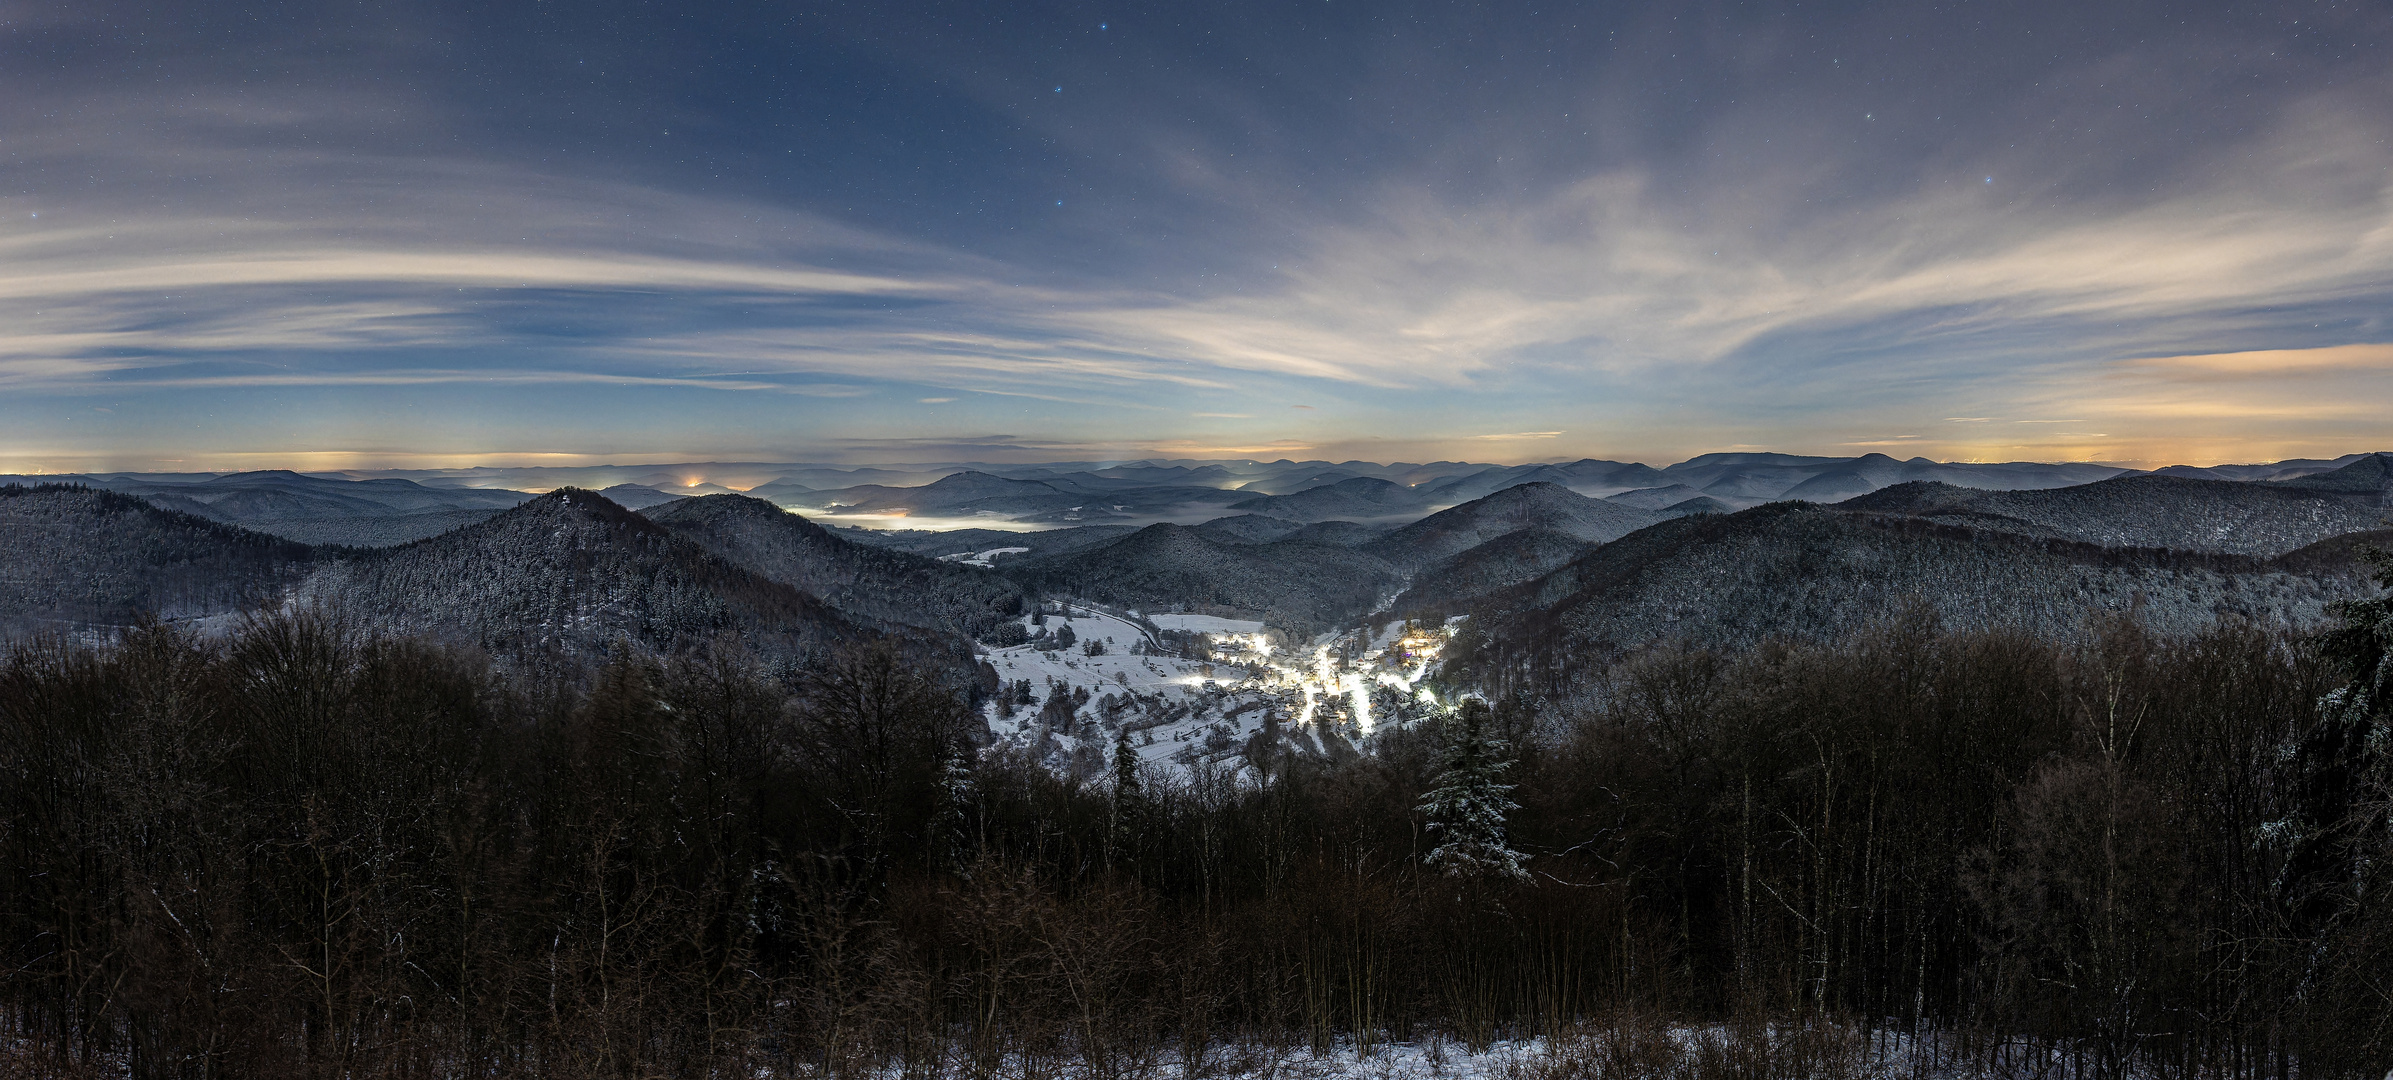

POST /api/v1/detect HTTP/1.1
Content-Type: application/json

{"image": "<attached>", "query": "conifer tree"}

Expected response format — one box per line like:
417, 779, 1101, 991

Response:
2280, 548, 2393, 931
1111, 723, 1148, 865
1418, 698, 1528, 881
933, 739, 976, 872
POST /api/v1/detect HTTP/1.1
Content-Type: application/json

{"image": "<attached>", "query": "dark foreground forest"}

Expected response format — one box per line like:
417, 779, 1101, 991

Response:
4, 560, 2390, 1079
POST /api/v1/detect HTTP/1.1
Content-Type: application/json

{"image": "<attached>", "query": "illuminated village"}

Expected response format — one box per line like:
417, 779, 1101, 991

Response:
975, 602, 1464, 780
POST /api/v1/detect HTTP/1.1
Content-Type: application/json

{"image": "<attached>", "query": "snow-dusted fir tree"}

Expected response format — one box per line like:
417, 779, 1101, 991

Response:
2273, 547, 2393, 938
1110, 724, 1151, 866
1419, 699, 1529, 881
932, 740, 976, 872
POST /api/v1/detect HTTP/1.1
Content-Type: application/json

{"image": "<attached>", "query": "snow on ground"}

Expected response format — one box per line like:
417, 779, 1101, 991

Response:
979, 604, 1277, 778
1146, 613, 1267, 635
1158, 1026, 2037, 1080
813, 1026, 2017, 1080
978, 604, 1467, 782
1106, 1037, 1551, 1080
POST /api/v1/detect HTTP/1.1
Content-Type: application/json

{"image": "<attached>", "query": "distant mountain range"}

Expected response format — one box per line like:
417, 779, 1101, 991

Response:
4, 451, 2387, 674
14, 450, 2384, 540
759, 452, 2207, 526
0, 469, 533, 548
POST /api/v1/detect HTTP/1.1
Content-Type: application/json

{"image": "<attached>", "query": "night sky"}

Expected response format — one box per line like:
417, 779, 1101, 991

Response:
4, 0, 2389, 471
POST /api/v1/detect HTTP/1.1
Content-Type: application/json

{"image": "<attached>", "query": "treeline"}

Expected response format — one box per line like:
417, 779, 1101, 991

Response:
3, 577, 2390, 1077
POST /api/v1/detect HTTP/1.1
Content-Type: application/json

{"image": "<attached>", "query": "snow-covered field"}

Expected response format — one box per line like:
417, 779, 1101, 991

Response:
978, 605, 1271, 775
1147, 613, 1268, 635
937, 545, 1031, 567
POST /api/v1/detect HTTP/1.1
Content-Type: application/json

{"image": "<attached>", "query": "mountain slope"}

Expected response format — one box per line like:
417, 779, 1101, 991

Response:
296, 489, 876, 662
642, 494, 1024, 637
1279, 520, 1389, 547
2274, 451, 2393, 496
0, 484, 314, 632
1445, 502, 2377, 689
1224, 476, 1435, 522
187, 471, 530, 512
1418, 459, 1671, 503
1364, 482, 1667, 570
63, 470, 535, 548
1383, 528, 1599, 619
1190, 514, 1305, 544
1658, 452, 2131, 502
1844, 459, 2392, 556
259, 509, 510, 548
1000, 523, 1400, 631
1604, 484, 1711, 510
597, 483, 683, 510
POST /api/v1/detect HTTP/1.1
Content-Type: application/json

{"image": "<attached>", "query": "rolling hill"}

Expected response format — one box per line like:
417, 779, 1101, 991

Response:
1363, 482, 1669, 570
999, 523, 1401, 632
1444, 501, 2382, 692
1224, 476, 1437, 522
41, 469, 535, 548
1842, 455, 2393, 556
1382, 528, 1600, 619
642, 494, 1025, 638
295, 489, 879, 664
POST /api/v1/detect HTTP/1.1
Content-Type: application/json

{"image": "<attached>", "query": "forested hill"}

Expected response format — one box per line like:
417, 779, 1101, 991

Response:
1361, 481, 1669, 570
1842, 453, 2393, 557
642, 493, 1025, 639
0, 483, 313, 633
999, 522, 1400, 633
1445, 501, 2386, 693
294, 489, 883, 665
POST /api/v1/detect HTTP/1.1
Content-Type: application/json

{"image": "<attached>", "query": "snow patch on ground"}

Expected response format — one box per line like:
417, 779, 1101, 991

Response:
938, 545, 1030, 567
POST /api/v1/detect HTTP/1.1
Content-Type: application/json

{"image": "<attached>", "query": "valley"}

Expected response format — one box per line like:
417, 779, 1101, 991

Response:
10, 447, 2388, 786
975, 604, 1462, 780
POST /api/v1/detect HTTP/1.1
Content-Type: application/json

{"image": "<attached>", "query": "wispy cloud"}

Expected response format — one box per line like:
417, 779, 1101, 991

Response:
2, 2, 2389, 469
2122, 343, 2393, 379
